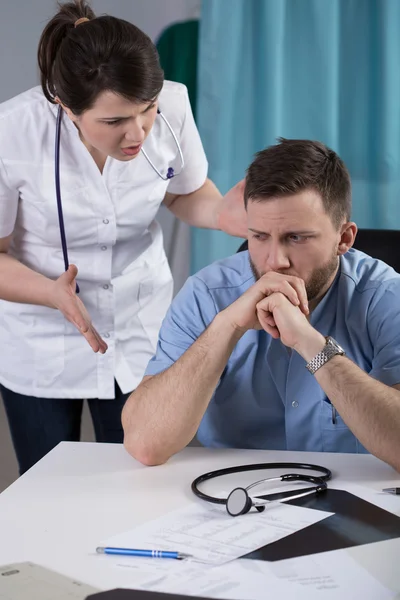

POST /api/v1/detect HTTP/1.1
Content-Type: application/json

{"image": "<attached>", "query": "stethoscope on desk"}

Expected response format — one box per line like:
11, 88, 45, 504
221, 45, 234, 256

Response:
54, 105, 184, 293
191, 462, 332, 517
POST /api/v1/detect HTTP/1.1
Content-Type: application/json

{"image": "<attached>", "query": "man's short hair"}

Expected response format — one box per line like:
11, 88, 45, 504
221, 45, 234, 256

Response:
244, 138, 351, 228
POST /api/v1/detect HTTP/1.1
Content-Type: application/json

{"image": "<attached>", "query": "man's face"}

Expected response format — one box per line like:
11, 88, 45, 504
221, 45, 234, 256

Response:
247, 190, 343, 302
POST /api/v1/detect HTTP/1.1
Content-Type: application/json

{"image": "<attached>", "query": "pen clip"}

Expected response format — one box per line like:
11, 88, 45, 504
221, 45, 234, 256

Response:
382, 488, 400, 495
331, 405, 337, 425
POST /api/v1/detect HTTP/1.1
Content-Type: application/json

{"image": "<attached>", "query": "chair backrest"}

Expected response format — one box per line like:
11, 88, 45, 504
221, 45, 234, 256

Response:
237, 240, 248, 253
352, 229, 400, 273
237, 229, 400, 273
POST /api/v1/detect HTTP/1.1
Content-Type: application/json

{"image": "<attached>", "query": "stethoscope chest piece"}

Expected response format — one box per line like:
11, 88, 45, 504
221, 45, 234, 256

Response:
226, 487, 265, 517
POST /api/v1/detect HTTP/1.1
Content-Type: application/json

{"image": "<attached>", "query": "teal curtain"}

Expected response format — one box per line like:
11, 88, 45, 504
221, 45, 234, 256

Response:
156, 20, 199, 119
192, 0, 400, 273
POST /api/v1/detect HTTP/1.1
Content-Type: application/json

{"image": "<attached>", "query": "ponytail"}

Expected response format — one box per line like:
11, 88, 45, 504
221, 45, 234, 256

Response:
37, 0, 163, 114
37, 0, 96, 104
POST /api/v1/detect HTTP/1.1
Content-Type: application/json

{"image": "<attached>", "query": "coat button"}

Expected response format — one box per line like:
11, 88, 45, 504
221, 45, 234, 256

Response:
291, 400, 299, 408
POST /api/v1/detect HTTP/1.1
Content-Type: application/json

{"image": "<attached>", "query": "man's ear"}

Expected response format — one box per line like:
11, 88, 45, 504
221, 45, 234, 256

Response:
55, 96, 77, 123
337, 222, 357, 255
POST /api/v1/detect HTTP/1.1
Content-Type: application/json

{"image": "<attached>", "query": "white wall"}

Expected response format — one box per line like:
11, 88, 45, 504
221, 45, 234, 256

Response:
0, 0, 201, 102
0, 0, 200, 292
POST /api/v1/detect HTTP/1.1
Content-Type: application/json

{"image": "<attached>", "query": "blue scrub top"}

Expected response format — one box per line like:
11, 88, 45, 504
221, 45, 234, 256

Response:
145, 249, 400, 454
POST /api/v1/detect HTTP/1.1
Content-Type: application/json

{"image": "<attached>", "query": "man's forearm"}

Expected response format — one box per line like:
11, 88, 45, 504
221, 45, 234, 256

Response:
122, 313, 241, 466
316, 358, 400, 470
298, 333, 400, 471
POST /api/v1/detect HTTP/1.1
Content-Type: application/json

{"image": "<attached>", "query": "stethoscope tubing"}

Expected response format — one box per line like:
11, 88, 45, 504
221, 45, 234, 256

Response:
140, 109, 184, 180
191, 462, 332, 506
55, 107, 80, 293
55, 106, 70, 274
54, 104, 183, 288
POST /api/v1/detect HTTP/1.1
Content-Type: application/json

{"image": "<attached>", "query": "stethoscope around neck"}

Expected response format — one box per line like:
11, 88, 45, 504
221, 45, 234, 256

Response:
141, 109, 184, 180
54, 105, 184, 293
191, 462, 332, 517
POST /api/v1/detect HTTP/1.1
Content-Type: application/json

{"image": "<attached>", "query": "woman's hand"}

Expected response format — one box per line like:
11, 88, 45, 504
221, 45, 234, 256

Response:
50, 265, 108, 353
216, 179, 248, 238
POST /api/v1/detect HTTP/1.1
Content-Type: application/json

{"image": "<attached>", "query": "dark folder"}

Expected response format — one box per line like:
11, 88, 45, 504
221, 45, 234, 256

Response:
87, 590, 209, 599
243, 488, 400, 561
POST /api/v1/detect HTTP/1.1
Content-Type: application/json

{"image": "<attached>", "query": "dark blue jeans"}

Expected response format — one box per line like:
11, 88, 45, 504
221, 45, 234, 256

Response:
1, 381, 131, 475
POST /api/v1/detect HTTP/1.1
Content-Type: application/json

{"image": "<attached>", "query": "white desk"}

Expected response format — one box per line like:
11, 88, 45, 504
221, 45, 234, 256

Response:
0, 443, 399, 593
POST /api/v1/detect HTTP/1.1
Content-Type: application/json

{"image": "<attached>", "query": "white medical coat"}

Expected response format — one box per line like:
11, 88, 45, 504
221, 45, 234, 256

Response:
0, 80, 208, 398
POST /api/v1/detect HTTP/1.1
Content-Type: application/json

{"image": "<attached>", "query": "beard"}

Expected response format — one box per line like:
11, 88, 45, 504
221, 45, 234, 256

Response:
249, 251, 339, 302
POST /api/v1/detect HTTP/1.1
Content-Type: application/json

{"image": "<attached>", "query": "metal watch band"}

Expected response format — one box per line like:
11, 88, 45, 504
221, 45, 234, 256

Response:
305, 336, 345, 375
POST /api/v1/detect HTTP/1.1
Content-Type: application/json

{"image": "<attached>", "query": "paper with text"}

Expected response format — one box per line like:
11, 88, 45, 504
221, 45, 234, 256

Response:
156, 553, 396, 600
104, 501, 332, 566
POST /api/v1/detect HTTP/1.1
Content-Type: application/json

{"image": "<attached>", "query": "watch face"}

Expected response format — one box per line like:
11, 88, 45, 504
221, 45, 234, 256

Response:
327, 337, 345, 354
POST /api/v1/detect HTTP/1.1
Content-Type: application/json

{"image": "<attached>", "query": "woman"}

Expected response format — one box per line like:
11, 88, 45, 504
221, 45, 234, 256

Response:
0, 0, 246, 474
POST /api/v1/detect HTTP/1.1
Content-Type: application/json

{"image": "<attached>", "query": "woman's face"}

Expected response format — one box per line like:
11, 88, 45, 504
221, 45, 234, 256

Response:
62, 90, 158, 161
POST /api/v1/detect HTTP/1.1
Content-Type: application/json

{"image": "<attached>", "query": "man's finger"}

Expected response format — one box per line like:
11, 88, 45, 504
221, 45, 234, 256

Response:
256, 302, 277, 330
264, 315, 276, 327
256, 278, 299, 307
257, 273, 307, 309
281, 281, 301, 307
286, 277, 309, 314
262, 322, 280, 338
256, 306, 276, 327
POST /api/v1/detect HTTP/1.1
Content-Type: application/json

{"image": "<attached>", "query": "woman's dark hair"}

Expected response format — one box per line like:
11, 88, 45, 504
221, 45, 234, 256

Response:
38, 0, 164, 114
244, 138, 351, 229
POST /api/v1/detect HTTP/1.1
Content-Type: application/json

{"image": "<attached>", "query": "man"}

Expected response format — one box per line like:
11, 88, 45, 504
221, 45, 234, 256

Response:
122, 139, 400, 471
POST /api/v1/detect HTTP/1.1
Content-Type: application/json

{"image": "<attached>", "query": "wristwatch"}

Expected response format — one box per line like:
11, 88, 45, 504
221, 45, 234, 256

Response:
305, 336, 346, 375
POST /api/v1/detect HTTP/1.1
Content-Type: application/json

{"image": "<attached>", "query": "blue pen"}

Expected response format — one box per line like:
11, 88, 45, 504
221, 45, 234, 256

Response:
96, 546, 191, 560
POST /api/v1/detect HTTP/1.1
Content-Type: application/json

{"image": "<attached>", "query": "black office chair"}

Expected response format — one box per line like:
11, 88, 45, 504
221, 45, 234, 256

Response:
353, 229, 400, 273
237, 229, 400, 273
